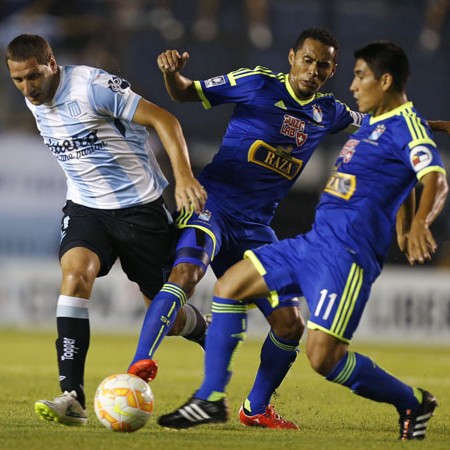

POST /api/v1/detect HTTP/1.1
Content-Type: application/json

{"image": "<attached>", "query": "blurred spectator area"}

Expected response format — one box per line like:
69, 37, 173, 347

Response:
1, 0, 450, 265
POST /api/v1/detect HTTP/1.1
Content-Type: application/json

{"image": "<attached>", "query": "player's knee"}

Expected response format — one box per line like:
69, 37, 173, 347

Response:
272, 316, 304, 341
169, 263, 205, 297
62, 268, 95, 297
268, 307, 305, 341
214, 275, 238, 299
306, 345, 340, 376
306, 351, 331, 376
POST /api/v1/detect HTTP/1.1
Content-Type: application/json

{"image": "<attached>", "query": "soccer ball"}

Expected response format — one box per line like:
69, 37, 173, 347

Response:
94, 373, 154, 432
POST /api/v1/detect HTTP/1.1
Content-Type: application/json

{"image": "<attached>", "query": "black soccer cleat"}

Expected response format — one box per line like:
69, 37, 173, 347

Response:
398, 388, 438, 440
158, 396, 229, 429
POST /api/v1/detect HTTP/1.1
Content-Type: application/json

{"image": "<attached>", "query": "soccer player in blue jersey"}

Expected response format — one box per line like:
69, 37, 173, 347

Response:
6, 34, 207, 426
158, 41, 448, 440
128, 27, 364, 429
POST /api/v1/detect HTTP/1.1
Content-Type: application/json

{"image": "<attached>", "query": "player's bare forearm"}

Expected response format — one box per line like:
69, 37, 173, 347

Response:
163, 72, 198, 103
416, 172, 448, 228
157, 50, 199, 103
396, 189, 415, 253
427, 120, 450, 134
406, 172, 448, 265
132, 99, 206, 212
153, 113, 206, 212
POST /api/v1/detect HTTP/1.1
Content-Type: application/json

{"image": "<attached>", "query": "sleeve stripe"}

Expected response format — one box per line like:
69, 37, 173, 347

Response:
417, 165, 447, 180
194, 80, 212, 109
402, 107, 436, 148
229, 66, 284, 82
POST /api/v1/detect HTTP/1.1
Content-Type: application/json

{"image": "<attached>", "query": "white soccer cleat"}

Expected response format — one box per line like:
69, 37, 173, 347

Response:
35, 390, 87, 426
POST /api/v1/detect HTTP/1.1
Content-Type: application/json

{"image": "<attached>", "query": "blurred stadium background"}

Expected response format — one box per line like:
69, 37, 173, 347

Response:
1, 0, 450, 343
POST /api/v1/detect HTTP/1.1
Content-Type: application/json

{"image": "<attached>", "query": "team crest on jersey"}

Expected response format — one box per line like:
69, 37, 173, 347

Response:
248, 140, 303, 180
410, 145, 432, 172
339, 139, 359, 163
280, 114, 307, 146
312, 104, 323, 123
368, 124, 386, 141
205, 76, 226, 88
67, 101, 81, 118
108, 76, 131, 94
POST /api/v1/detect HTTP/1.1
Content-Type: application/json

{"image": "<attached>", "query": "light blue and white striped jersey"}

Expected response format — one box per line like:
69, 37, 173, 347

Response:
26, 65, 168, 209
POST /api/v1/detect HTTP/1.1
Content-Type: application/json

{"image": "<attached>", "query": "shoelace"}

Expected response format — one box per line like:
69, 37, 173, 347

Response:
264, 405, 289, 424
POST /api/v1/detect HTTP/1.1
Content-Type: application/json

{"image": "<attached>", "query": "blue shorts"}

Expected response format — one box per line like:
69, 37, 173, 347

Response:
173, 201, 300, 317
247, 234, 373, 342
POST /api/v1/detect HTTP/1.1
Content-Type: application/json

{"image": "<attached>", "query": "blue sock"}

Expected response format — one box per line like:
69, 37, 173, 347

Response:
326, 351, 422, 411
129, 283, 187, 365
195, 296, 247, 401
244, 330, 299, 414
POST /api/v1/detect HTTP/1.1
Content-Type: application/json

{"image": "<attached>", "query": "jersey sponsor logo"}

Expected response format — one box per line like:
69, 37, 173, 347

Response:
410, 145, 433, 172
108, 76, 131, 94
339, 139, 359, 163
45, 129, 107, 162
248, 140, 303, 180
274, 100, 287, 110
312, 104, 323, 123
280, 114, 307, 146
368, 124, 386, 141
205, 75, 226, 88
324, 170, 356, 200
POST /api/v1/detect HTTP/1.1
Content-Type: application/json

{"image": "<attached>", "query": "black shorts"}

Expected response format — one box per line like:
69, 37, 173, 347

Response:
59, 199, 176, 299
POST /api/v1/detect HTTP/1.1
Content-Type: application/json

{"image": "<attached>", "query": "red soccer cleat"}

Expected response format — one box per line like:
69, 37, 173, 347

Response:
128, 359, 158, 382
239, 404, 299, 429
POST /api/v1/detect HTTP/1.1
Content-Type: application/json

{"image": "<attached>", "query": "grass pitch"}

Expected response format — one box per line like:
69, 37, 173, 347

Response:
0, 329, 449, 450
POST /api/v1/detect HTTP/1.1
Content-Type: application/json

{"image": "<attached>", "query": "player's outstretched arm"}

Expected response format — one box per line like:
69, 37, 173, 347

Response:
132, 98, 207, 213
428, 120, 450, 134
405, 171, 448, 265
157, 49, 200, 103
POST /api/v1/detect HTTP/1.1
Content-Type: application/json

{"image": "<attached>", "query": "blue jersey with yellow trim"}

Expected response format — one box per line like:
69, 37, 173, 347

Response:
313, 101, 445, 276
194, 66, 362, 224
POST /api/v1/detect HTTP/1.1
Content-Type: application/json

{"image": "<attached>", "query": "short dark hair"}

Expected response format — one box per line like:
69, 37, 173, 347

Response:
353, 41, 410, 92
293, 27, 339, 59
5, 34, 53, 66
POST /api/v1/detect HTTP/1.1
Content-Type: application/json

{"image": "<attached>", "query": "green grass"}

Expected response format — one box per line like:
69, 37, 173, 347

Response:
1, 329, 449, 450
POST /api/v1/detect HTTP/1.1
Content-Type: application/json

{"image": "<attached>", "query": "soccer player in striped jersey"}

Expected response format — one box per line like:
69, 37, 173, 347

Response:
6, 34, 206, 426
128, 28, 364, 429
158, 41, 447, 439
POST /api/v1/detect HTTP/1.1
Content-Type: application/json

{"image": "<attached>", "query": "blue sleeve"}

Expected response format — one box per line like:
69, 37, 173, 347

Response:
397, 114, 445, 178
329, 98, 362, 134
194, 68, 264, 109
